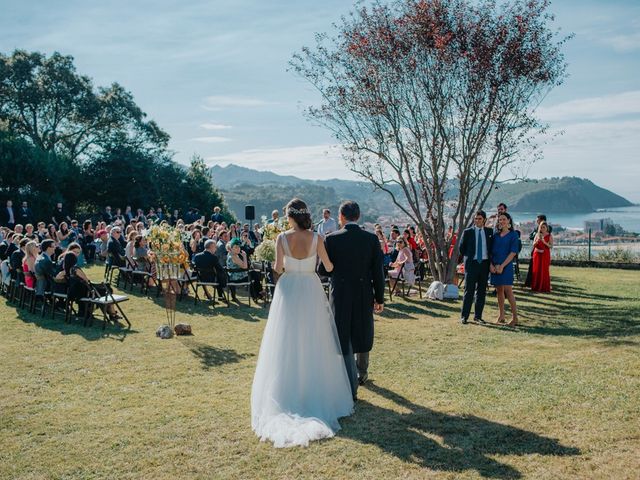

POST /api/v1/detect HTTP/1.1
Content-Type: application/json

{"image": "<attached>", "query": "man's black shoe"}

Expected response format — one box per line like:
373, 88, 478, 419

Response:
474, 317, 486, 324
358, 373, 368, 385
460, 317, 468, 324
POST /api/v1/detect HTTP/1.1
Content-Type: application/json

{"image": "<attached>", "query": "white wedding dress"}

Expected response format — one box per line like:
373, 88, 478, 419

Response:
251, 232, 354, 448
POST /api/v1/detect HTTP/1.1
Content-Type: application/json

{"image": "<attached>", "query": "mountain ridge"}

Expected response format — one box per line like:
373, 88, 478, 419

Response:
210, 164, 633, 220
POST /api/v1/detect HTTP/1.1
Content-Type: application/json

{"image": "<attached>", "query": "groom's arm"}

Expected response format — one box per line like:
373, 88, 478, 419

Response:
371, 235, 385, 305
317, 235, 333, 277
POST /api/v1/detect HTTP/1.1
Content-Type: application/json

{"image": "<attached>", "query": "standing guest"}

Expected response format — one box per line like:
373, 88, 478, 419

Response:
490, 212, 520, 326
102, 206, 114, 224
487, 203, 508, 232
446, 226, 458, 259
19, 201, 34, 226
525, 214, 553, 287
268, 209, 279, 224
1, 200, 16, 229
458, 210, 493, 324
531, 222, 553, 293
317, 209, 338, 236
388, 238, 415, 287
211, 206, 224, 224
51, 202, 71, 227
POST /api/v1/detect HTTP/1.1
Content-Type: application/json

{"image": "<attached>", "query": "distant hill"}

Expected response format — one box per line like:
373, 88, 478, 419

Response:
210, 165, 633, 221
487, 177, 633, 213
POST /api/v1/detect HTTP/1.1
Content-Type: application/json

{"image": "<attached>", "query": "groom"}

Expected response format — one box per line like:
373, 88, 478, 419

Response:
320, 201, 385, 400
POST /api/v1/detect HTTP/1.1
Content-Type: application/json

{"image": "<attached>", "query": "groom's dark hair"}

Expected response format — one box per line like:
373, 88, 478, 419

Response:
339, 201, 360, 222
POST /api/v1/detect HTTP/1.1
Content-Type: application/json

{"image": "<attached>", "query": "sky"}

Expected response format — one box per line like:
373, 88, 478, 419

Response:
1, 0, 639, 201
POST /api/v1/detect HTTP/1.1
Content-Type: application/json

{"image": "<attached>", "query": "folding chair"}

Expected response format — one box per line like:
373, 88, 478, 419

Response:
81, 283, 131, 329
192, 265, 224, 306
226, 267, 252, 307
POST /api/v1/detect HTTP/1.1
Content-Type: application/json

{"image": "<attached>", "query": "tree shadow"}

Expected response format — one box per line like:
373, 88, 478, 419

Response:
341, 382, 580, 479
379, 296, 460, 320
179, 338, 254, 370
13, 306, 138, 342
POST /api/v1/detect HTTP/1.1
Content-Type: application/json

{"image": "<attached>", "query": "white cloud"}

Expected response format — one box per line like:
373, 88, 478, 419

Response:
206, 144, 360, 180
537, 90, 640, 123
200, 123, 232, 130
191, 136, 232, 143
602, 31, 640, 52
202, 95, 274, 111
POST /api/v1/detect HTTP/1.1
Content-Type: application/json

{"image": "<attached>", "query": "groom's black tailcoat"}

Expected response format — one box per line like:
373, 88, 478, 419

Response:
320, 224, 385, 355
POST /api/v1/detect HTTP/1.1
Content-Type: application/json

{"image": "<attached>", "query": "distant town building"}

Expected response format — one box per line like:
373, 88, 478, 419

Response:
584, 218, 613, 232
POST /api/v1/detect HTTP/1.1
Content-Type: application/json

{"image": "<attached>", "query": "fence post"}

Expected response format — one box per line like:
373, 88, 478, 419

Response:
588, 228, 592, 262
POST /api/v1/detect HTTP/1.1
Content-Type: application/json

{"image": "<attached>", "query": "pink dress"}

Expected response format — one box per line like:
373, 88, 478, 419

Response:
389, 247, 415, 285
23, 261, 35, 288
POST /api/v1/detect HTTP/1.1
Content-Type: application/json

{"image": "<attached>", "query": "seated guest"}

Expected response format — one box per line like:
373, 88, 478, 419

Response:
193, 239, 227, 299
216, 230, 230, 266
189, 229, 204, 260
82, 220, 96, 262
388, 238, 415, 286
35, 239, 58, 295
250, 224, 262, 245
51, 202, 71, 227
63, 245, 119, 320
239, 230, 255, 258
57, 222, 74, 249
389, 228, 401, 263
10, 237, 28, 281
102, 206, 114, 224
226, 238, 262, 302
24, 224, 36, 240
107, 227, 126, 267
95, 230, 109, 261
125, 230, 138, 265
22, 240, 39, 289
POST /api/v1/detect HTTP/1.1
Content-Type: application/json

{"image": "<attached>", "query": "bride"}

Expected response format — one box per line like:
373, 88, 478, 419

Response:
251, 198, 354, 448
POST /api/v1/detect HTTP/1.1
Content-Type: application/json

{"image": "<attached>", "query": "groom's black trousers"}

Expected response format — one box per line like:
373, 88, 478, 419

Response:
461, 259, 490, 320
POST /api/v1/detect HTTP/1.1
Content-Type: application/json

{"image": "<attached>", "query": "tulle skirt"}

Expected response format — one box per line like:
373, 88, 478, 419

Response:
251, 272, 354, 448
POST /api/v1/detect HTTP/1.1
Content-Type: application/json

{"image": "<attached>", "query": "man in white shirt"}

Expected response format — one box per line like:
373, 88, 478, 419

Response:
317, 209, 338, 236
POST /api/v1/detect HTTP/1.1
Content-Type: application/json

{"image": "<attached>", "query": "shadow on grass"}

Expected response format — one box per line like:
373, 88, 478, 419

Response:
379, 297, 460, 320
11, 305, 138, 342
342, 381, 580, 479
179, 338, 254, 370
120, 286, 266, 322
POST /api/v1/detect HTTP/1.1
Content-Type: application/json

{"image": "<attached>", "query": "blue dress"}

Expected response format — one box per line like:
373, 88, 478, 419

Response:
490, 230, 519, 286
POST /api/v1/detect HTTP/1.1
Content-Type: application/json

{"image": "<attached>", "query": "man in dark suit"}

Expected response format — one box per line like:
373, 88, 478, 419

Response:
458, 210, 493, 324
1, 200, 16, 229
193, 240, 227, 298
35, 239, 57, 295
106, 227, 126, 267
211, 206, 224, 224
51, 202, 71, 227
320, 201, 385, 400
102, 206, 114, 224
18, 201, 34, 226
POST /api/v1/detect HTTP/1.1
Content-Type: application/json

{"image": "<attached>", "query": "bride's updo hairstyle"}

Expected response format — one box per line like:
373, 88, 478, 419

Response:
285, 198, 312, 230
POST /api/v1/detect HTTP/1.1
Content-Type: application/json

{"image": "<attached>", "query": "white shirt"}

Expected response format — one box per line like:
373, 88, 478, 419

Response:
7, 207, 14, 224
474, 226, 488, 261
318, 217, 338, 236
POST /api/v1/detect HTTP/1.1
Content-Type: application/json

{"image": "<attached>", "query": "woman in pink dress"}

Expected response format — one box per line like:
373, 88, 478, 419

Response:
389, 238, 415, 285
22, 240, 39, 288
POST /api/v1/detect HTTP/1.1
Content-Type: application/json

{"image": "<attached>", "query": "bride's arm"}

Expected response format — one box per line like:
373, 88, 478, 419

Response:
317, 236, 334, 273
274, 234, 285, 274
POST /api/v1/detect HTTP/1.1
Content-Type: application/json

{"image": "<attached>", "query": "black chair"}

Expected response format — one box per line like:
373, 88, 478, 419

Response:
191, 265, 225, 306
226, 267, 252, 307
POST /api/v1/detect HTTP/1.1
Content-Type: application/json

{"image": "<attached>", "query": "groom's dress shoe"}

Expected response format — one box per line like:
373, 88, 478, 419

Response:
460, 317, 468, 324
474, 317, 486, 324
358, 373, 368, 385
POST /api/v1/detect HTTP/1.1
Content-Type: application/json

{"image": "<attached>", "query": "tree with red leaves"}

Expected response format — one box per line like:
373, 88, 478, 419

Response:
291, 0, 570, 283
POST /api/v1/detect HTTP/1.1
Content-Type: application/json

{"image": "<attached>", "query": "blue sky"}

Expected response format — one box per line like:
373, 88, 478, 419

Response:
1, 0, 639, 201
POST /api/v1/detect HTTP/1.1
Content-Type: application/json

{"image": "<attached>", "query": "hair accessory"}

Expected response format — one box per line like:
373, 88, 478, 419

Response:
287, 207, 310, 215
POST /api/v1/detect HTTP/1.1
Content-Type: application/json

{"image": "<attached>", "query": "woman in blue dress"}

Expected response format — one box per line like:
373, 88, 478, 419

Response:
490, 212, 519, 326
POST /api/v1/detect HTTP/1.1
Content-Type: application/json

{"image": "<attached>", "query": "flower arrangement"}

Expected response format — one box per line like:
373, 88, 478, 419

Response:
260, 217, 288, 241
145, 224, 189, 279
254, 239, 276, 263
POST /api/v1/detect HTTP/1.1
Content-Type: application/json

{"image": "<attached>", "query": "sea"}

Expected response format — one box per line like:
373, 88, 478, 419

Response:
510, 206, 640, 234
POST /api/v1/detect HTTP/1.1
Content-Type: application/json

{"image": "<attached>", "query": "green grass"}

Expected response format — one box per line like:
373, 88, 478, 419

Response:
1, 266, 639, 479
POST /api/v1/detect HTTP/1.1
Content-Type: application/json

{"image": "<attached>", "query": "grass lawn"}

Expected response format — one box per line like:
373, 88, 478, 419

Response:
1, 265, 639, 479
